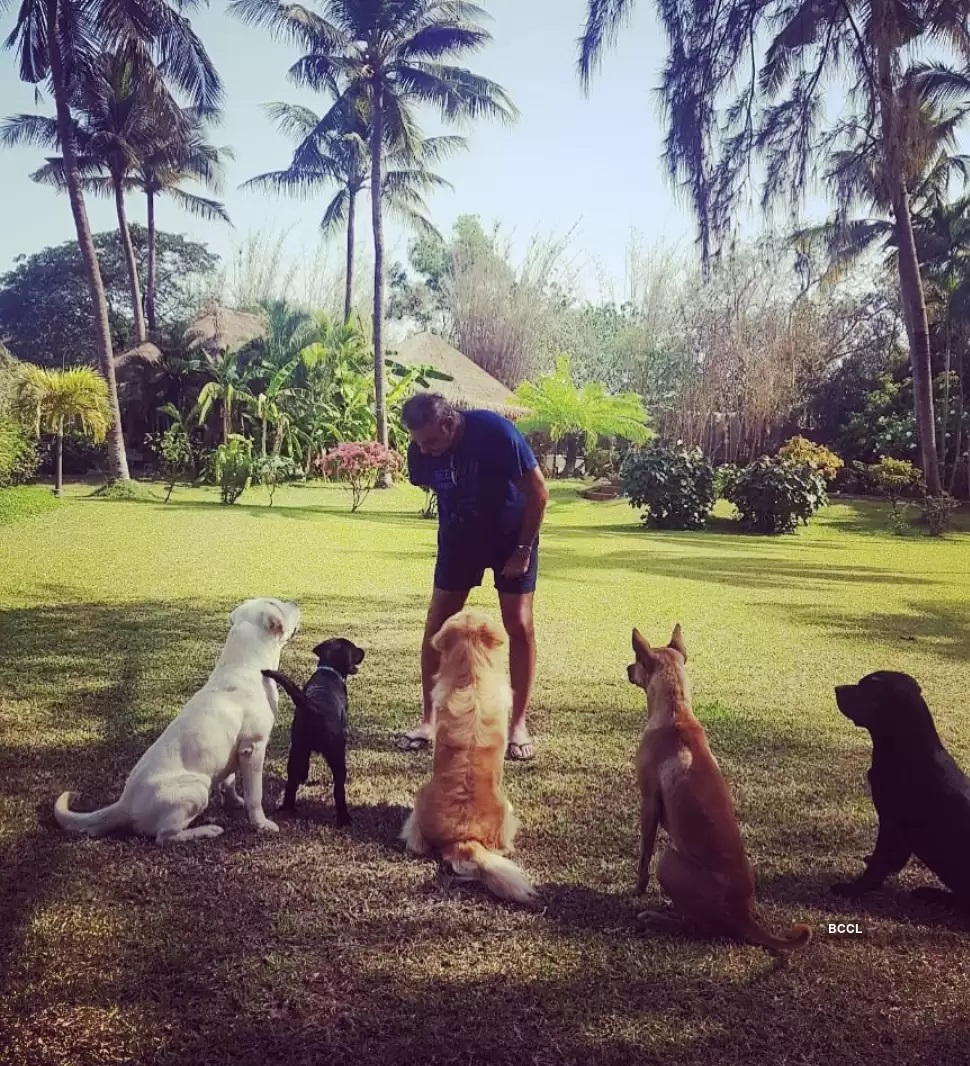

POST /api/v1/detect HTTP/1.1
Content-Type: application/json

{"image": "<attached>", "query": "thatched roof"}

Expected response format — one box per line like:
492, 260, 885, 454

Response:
115, 341, 163, 367
185, 306, 266, 356
393, 332, 528, 419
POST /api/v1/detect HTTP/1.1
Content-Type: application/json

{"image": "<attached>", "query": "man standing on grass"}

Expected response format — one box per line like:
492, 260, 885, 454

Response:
395, 392, 549, 761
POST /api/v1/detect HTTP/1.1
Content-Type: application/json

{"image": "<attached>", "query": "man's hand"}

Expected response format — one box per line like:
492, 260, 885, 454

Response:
501, 545, 532, 579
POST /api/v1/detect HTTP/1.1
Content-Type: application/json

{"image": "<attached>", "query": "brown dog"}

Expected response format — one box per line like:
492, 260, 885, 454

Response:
401, 609, 536, 905
629, 625, 811, 954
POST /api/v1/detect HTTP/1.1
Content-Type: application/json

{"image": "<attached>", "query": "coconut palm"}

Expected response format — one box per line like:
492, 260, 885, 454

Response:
245, 99, 463, 322
135, 112, 233, 333
1, 0, 222, 483
14, 365, 110, 495
579, 0, 970, 496
229, 0, 517, 458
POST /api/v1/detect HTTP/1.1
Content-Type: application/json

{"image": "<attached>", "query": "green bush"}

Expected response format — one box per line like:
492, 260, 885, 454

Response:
620, 441, 716, 530
777, 436, 844, 482
920, 493, 960, 537
0, 416, 39, 487
714, 463, 739, 500
213, 435, 253, 506
253, 454, 300, 506
584, 446, 621, 481
146, 422, 195, 503
725, 456, 828, 534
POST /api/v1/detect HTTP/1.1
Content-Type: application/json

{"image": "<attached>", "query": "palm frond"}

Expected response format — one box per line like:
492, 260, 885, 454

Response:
320, 188, 348, 234
578, 0, 634, 91
395, 24, 492, 61
228, 0, 347, 52
166, 186, 232, 223
0, 111, 60, 148
394, 62, 519, 124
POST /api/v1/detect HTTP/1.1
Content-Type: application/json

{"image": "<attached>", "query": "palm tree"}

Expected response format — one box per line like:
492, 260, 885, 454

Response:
193, 352, 259, 445
229, 0, 517, 457
14, 365, 110, 495
136, 112, 233, 334
2, 0, 221, 483
245, 99, 463, 322
515, 356, 652, 476
579, 0, 970, 496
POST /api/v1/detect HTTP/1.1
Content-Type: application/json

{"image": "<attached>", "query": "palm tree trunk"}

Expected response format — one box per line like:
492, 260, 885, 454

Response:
261, 415, 268, 458
370, 78, 390, 477
877, 41, 942, 496
55, 422, 64, 498
46, 0, 129, 482
344, 189, 356, 324
146, 186, 158, 334
223, 394, 231, 445
114, 177, 147, 345
949, 339, 965, 495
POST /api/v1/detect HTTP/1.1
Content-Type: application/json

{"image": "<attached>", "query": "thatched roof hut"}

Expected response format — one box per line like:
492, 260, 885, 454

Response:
393, 332, 528, 419
184, 306, 266, 357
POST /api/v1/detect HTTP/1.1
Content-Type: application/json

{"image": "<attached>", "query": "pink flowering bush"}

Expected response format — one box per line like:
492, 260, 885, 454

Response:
316, 442, 404, 512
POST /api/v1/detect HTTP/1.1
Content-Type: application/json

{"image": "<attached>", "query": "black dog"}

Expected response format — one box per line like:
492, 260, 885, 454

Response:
262, 638, 365, 826
833, 670, 970, 911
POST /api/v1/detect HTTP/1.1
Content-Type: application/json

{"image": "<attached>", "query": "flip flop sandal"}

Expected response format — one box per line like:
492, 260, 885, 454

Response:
395, 733, 432, 752
506, 742, 536, 762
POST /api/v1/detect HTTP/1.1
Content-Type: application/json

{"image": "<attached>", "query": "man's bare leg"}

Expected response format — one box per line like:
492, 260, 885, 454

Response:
396, 587, 469, 750
500, 592, 536, 760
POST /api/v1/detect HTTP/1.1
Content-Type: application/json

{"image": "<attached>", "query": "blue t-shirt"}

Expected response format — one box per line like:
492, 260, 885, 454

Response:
407, 410, 538, 546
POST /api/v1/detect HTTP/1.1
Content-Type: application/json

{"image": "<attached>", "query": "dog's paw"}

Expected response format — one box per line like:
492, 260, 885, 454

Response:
222, 790, 246, 810
254, 818, 279, 834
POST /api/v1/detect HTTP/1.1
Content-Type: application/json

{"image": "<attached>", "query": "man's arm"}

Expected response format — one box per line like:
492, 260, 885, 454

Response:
516, 466, 549, 548
406, 442, 428, 487
501, 467, 549, 579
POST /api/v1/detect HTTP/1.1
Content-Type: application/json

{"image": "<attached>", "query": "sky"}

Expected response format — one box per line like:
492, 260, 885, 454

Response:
0, 0, 699, 300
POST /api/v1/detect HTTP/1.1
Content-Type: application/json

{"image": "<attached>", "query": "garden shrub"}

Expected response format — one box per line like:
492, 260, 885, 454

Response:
0, 416, 39, 487
146, 422, 195, 503
253, 454, 300, 506
213, 435, 253, 506
317, 442, 403, 512
714, 463, 739, 500
620, 441, 716, 530
920, 493, 960, 537
778, 436, 844, 482
725, 456, 827, 534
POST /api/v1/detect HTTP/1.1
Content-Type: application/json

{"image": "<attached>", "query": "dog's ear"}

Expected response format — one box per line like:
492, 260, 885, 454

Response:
474, 618, 505, 651
431, 620, 455, 654
632, 628, 653, 663
352, 644, 365, 665
262, 604, 286, 638
668, 624, 687, 663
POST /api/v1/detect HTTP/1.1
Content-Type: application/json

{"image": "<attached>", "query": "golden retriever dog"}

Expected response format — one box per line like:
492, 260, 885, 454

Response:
401, 609, 535, 905
629, 625, 812, 955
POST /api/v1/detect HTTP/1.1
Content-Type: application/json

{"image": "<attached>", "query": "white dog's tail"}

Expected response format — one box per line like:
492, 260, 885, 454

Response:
443, 840, 537, 906
54, 792, 128, 837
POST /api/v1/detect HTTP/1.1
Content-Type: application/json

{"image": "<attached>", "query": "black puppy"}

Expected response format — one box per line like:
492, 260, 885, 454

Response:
262, 638, 365, 826
833, 670, 970, 911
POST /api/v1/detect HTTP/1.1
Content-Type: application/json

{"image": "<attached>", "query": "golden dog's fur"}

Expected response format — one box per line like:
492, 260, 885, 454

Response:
630, 625, 812, 955
401, 609, 535, 905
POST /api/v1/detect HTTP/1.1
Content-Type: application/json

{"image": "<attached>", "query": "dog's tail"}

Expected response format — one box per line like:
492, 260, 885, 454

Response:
735, 912, 813, 955
442, 840, 537, 906
261, 669, 314, 716
54, 792, 128, 837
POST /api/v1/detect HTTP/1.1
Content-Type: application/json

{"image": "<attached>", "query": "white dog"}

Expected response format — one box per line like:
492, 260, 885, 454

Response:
54, 597, 301, 844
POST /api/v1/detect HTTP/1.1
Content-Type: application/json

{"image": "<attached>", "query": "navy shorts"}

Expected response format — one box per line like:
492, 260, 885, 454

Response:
434, 537, 539, 595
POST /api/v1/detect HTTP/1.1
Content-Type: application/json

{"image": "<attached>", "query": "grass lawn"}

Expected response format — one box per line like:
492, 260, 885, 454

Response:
1, 480, 969, 1066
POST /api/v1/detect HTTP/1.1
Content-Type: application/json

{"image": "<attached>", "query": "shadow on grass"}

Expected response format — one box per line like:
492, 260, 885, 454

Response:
4, 595, 970, 1066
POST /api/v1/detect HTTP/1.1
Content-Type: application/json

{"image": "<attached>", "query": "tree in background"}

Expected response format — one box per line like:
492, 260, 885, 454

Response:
245, 99, 463, 323
515, 355, 651, 476
0, 230, 220, 368
14, 365, 110, 495
229, 0, 517, 462
579, 0, 970, 495
2, 0, 222, 483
